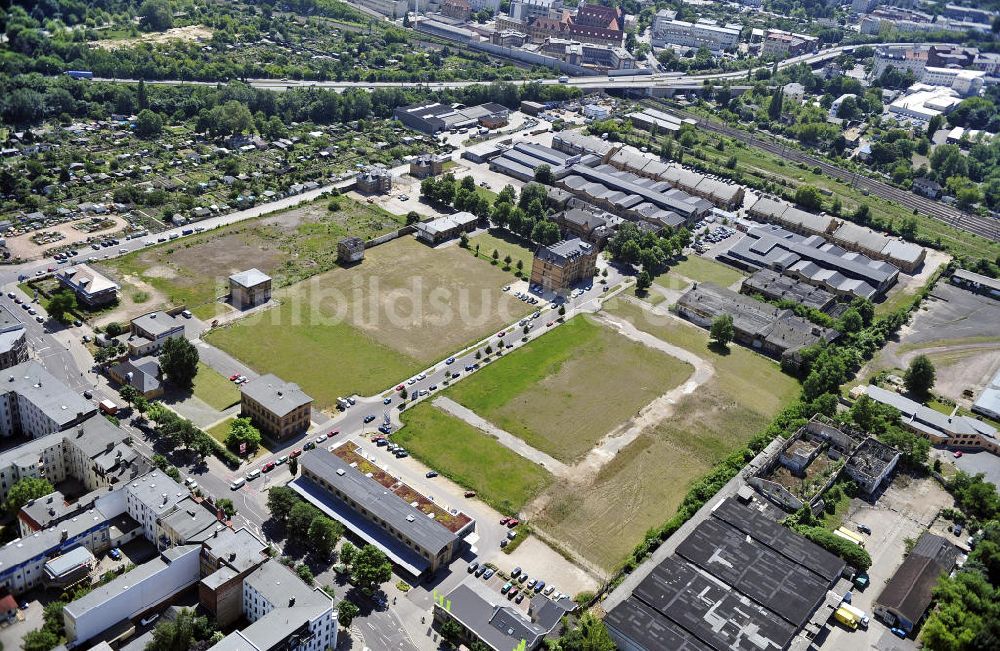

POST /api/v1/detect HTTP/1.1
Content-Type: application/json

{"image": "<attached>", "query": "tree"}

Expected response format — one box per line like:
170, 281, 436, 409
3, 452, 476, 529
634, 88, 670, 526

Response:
636, 270, 651, 293
340, 542, 358, 565
138, 0, 173, 32
459, 232, 469, 248
288, 502, 322, 542
531, 219, 560, 245
288, 456, 298, 476
144, 608, 214, 651
6, 477, 54, 514
768, 88, 784, 120
904, 355, 936, 399
555, 612, 616, 651
709, 314, 735, 348
22, 628, 61, 651
794, 185, 824, 212
135, 109, 164, 138
351, 544, 392, 593
338, 600, 360, 627
307, 517, 343, 559
119, 384, 140, 407
267, 486, 300, 522
440, 618, 464, 646
295, 563, 314, 585
159, 337, 199, 388
406, 211, 420, 225
225, 417, 262, 455
533, 164, 554, 184
927, 114, 943, 138
217, 498, 236, 518
46, 290, 77, 323
134, 395, 150, 418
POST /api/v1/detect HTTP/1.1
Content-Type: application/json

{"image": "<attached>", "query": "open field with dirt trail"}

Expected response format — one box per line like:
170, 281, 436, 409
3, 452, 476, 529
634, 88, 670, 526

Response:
395, 403, 555, 515
388, 301, 798, 573
525, 298, 800, 571
204, 236, 532, 409
447, 315, 693, 463
856, 282, 1000, 409
95, 195, 404, 322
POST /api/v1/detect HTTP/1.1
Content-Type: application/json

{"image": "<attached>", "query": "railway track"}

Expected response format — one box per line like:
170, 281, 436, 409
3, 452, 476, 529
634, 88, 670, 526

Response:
654, 102, 999, 244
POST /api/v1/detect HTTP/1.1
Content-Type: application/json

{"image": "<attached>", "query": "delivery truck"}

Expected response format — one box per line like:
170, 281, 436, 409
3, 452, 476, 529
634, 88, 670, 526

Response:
833, 607, 858, 630
840, 603, 869, 628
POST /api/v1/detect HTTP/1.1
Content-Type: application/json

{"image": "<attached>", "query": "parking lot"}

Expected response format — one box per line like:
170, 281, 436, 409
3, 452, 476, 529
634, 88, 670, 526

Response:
820, 473, 953, 650
932, 446, 1000, 489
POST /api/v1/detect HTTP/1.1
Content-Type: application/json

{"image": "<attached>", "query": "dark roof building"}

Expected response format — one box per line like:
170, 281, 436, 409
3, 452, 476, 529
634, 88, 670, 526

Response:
393, 102, 510, 135
605, 497, 845, 651
874, 533, 958, 635
291, 448, 467, 577
741, 269, 837, 313
719, 225, 899, 299
676, 282, 839, 368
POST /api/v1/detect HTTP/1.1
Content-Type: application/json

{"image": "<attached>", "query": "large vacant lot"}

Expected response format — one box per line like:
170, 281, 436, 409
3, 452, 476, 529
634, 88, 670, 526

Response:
204, 237, 530, 408
858, 282, 1000, 408
528, 299, 800, 571
395, 403, 554, 515
448, 316, 692, 463
96, 196, 404, 322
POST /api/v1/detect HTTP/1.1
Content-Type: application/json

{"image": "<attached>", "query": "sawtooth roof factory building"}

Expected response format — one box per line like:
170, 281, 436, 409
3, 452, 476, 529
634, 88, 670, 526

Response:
605, 497, 846, 650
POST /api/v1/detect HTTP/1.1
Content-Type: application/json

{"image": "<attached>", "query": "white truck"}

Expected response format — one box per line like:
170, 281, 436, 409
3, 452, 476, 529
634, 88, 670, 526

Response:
840, 603, 869, 628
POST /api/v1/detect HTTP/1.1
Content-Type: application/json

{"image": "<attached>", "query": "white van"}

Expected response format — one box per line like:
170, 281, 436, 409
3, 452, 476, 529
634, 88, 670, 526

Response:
230, 477, 246, 490
245, 468, 261, 481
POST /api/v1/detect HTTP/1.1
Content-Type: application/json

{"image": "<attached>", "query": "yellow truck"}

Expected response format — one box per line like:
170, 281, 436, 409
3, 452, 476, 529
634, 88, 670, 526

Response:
834, 607, 859, 630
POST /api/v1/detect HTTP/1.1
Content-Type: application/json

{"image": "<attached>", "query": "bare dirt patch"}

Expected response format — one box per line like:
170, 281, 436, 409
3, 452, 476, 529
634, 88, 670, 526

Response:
7, 216, 127, 259
91, 25, 213, 51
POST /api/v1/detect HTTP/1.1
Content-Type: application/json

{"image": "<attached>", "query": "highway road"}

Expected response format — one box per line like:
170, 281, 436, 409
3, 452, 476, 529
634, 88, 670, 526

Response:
86, 42, 952, 92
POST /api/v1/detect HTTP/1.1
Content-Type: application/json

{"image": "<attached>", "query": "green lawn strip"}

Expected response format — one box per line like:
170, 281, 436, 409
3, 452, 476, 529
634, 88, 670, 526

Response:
206, 416, 236, 445
396, 402, 553, 515
662, 256, 746, 288
191, 362, 241, 410
470, 231, 533, 275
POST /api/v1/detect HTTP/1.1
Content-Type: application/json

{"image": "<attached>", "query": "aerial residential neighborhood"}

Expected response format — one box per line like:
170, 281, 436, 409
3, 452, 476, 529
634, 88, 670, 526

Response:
0, 0, 999, 650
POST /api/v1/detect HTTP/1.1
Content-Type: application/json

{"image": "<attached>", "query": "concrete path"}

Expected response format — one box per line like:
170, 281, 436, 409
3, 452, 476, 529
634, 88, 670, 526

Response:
433, 397, 571, 478
191, 337, 260, 382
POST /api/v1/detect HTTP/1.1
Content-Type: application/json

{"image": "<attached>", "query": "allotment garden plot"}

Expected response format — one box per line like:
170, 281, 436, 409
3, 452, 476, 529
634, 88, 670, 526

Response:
204, 236, 531, 409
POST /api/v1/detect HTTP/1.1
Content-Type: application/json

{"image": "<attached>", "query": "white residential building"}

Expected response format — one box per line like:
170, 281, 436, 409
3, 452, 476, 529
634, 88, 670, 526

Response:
209, 559, 338, 651
0, 361, 96, 441
124, 470, 188, 545
651, 16, 741, 52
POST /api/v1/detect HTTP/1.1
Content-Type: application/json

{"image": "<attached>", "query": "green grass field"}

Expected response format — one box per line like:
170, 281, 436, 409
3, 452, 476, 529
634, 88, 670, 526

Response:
191, 362, 241, 411
470, 231, 534, 277
204, 237, 531, 409
664, 256, 746, 289
447, 316, 693, 463
206, 416, 236, 445
524, 298, 801, 570
395, 402, 553, 514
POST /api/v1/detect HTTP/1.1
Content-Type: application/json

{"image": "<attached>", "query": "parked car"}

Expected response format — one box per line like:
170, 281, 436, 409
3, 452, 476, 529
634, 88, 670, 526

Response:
468, 562, 479, 573
500, 517, 510, 525
953, 450, 964, 458
857, 524, 872, 535
482, 569, 495, 580
290, 449, 302, 458
426, 471, 438, 478
108, 548, 122, 560
446, 357, 456, 365
511, 567, 521, 578
363, 414, 376, 423
262, 462, 276, 473
890, 628, 907, 639
304, 441, 316, 450
464, 490, 477, 498
507, 519, 519, 528
383, 397, 392, 405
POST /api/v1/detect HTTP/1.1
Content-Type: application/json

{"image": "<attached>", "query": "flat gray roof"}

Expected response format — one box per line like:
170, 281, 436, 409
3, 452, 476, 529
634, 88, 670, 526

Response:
297, 450, 459, 557
0, 304, 24, 334
1, 360, 96, 431
240, 374, 311, 417
126, 470, 188, 516
131, 311, 182, 338
160, 497, 218, 542
444, 578, 552, 651
535, 238, 594, 265
44, 546, 95, 577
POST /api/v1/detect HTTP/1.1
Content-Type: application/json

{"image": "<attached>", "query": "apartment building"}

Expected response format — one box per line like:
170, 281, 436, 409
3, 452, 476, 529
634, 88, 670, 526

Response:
921, 66, 985, 96
761, 29, 818, 58
0, 306, 27, 371
240, 374, 312, 440
229, 268, 272, 309
125, 470, 189, 544
409, 152, 449, 179
199, 527, 271, 626
208, 560, 337, 651
127, 311, 185, 356
651, 16, 741, 52
0, 360, 96, 441
56, 264, 119, 307
530, 238, 598, 294
509, 0, 562, 23
356, 165, 392, 195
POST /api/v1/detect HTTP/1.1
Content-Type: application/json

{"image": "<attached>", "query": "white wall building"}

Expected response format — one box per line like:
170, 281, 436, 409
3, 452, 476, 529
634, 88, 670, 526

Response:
124, 471, 188, 545
63, 545, 201, 647
651, 16, 741, 52
921, 66, 985, 97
